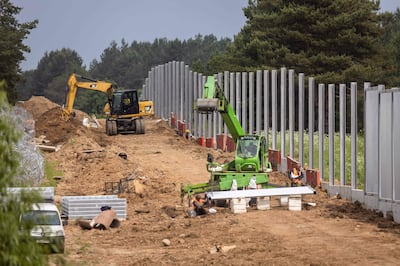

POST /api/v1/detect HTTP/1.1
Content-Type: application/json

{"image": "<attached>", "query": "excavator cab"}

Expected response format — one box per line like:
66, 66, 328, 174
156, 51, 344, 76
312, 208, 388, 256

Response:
111, 90, 139, 115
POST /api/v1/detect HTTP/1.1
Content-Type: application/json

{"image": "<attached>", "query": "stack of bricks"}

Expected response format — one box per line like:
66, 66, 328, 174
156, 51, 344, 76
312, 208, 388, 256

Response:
288, 195, 302, 211
256, 197, 271, 210
230, 198, 247, 214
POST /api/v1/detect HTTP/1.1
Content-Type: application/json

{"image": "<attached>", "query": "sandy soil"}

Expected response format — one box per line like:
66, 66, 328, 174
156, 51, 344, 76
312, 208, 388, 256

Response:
21, 96, 400, 265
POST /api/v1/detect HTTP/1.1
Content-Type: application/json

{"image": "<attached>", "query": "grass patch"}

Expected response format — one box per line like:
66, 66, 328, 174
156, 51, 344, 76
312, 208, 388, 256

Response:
268, 131, 364, 188
41, 160, 63, 187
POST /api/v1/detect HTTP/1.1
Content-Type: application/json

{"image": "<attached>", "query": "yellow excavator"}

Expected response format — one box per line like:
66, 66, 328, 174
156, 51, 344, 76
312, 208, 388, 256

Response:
61, 73, 154, 135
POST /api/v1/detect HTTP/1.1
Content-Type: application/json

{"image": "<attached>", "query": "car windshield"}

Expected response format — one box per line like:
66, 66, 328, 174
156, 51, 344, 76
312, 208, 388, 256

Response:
22, 210, 60, 226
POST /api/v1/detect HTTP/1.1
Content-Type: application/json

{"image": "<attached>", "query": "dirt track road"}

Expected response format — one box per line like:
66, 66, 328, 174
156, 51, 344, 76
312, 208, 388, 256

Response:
22, 96, 400, 265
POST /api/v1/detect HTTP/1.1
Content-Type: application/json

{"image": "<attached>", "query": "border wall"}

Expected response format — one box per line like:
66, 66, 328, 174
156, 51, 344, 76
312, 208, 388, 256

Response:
142, 61, 400, 222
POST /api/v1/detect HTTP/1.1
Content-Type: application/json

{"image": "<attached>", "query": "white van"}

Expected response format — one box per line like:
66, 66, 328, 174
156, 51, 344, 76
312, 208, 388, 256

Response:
21, 202, 65, 253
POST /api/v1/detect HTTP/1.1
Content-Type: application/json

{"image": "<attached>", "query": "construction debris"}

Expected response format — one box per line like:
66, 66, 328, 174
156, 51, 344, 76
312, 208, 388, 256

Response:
104, 176, 134, 194
36, 144, 61, 152
82, 116, 100, 128
78, 207, 120, 230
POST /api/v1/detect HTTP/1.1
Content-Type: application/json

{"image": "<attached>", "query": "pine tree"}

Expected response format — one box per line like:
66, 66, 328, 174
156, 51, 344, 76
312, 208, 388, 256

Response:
0, 0, 37, 103
220, 0, 382, 83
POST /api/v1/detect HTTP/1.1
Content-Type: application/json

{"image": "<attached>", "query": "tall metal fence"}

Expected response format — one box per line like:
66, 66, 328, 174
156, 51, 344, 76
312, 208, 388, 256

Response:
142, 61, 400, 222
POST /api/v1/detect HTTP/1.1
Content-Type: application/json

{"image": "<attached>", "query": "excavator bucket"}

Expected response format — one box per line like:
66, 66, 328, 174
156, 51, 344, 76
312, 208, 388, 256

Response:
196, 98, 219, 113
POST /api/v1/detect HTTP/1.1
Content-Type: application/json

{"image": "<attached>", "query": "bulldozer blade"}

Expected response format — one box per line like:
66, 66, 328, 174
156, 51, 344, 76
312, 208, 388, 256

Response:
196, 98, 219, 112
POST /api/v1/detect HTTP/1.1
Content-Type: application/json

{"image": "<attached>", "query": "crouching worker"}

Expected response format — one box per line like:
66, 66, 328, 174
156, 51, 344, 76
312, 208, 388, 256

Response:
289, 166, 304, 187
192, 194, 208, 216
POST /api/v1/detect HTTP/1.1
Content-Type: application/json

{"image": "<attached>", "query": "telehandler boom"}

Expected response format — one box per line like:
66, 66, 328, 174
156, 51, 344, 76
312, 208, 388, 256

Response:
180, 76, 272, 204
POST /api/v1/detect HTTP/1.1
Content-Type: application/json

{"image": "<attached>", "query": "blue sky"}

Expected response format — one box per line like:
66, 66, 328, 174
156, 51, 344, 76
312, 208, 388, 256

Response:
12, 0, 400, 71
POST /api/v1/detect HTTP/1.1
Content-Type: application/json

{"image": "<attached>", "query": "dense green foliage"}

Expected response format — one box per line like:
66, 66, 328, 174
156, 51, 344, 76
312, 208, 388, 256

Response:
13, 0, 400, 115
16, 35, 230, 114
209, 0, 391, 85
17, 48, 86, 104
0, 83, 47, 265
377, 9, 400, 86
0, 0, 37, 104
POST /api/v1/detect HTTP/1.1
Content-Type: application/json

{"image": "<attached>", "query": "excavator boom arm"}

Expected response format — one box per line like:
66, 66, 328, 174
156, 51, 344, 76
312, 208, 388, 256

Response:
62, 74, 113, 120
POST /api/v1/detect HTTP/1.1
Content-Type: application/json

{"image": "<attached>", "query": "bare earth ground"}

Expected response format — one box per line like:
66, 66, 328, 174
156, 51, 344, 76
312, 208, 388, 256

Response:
21, 96, 400, 265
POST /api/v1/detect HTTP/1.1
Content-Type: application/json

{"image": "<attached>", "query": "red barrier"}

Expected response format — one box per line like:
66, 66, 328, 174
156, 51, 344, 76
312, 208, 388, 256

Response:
177, 120, 185, 136
286, 156, 301, 173
216, 134, 227, 151
170, 112, 176, 128
305, 169, 321, 188
268, 149, 281, 171
197, 137, 205, 147
226, 136, 236, 152
206, 138, 214, 148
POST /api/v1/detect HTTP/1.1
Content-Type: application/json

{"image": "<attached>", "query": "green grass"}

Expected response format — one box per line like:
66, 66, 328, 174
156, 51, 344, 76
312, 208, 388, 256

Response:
41, 160, 63, 187
269, 131, 364, 189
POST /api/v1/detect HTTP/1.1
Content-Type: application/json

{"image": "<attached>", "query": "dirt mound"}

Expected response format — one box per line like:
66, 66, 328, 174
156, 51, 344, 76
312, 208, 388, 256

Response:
17, 96, 60, 120
18, 95, 99, 145
35, 107, 98, 145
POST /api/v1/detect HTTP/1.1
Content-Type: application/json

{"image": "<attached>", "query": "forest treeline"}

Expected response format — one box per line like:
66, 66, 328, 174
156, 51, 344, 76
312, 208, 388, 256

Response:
3, 0, 400, 117
15, 35, 231, 114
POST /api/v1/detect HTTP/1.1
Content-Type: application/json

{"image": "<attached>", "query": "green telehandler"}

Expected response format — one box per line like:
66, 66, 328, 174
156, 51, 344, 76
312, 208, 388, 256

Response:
180, 76, 272, 205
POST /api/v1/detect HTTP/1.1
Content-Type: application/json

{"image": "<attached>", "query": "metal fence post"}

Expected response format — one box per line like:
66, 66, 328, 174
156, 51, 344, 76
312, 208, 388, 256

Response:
288, 69, 295, 158
280, 67, 287, 169
308, 77, 315, 169
271, 70, 278, 150
318, 84, 325, 182
328, 84, 335, 186
242, 72, 248, 134
351, 82, 358, 189
256, 70, 262, 135
263, 70, 270, 149
249, 72, 255, 134
339, 84, 346, 186
298, 73, 305, 166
